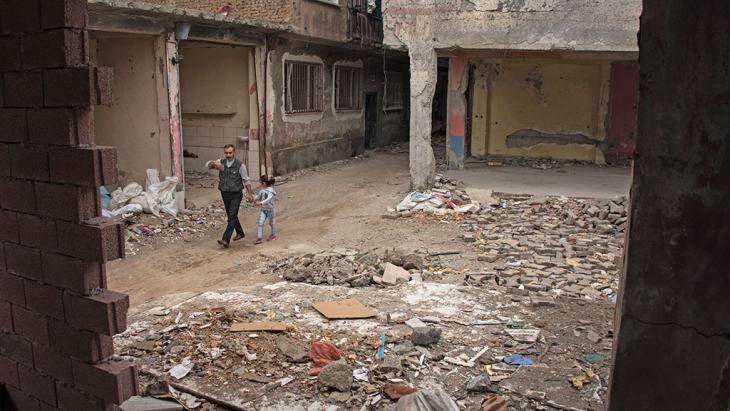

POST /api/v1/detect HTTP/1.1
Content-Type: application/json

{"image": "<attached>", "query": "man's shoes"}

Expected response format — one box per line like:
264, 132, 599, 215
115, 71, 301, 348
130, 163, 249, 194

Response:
233, 233, 245, 241
217, 240, 230, 248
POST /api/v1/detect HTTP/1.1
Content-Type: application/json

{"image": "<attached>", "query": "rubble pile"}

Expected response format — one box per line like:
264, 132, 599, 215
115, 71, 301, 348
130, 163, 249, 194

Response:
116, 276, 615, 410
458, 195, 628, 301
470, 155, 599, 169
270, 248, 427, 287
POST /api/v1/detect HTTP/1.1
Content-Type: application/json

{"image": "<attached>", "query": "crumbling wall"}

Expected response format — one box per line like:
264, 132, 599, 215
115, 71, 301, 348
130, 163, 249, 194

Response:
92, 34, 173, 186
383, 0, 641, 53
472, 58, 610, 162
143, 0, 292, 23
609, 0, 730, 409
0, 0, 137, 409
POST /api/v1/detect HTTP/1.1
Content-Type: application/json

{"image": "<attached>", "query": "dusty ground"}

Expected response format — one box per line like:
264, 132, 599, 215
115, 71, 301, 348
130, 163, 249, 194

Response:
110, 150, 630, 411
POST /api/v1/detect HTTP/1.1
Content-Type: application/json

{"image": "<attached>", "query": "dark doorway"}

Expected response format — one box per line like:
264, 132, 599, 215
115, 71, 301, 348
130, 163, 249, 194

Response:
432, 57, 450, 168
365, 93, 378, 149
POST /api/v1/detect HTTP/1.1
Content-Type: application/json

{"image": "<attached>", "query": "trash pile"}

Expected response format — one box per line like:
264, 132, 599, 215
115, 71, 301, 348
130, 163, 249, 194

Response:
116, 274, 614, 411
123, 206, 227, 256
102, 169, 179, 219
387, 175, 482, 217
269, 248, 427, 288
470, 155, 599, 170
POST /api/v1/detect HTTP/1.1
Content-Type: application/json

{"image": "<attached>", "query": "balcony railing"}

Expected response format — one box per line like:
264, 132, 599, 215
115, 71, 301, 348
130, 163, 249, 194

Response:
348, 10, 383, 45
347, 0, 383, 46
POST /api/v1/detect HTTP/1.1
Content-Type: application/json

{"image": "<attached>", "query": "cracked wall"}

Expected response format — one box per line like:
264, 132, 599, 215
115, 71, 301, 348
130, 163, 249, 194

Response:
609, 0, 730, 409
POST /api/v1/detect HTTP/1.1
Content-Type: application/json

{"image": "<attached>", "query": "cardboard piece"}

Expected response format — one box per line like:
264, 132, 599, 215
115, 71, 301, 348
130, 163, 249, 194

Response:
312, 298, 377, 319
229, 322, 287, 332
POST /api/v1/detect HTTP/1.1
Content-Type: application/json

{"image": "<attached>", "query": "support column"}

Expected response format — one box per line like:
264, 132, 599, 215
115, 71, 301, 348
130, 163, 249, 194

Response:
608, 0, 730, 409
408, 43, 437, 190
446, 54, 468, 169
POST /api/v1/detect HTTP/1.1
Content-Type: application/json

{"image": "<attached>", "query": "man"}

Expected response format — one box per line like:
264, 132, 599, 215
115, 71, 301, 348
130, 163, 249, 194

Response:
207, 144, 254, 248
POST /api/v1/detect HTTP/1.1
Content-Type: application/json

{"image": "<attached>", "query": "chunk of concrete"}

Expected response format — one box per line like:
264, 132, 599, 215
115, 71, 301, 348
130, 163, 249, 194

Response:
382, 263, 410, 285
318, 360, 353, 392
411, 327, 442, 346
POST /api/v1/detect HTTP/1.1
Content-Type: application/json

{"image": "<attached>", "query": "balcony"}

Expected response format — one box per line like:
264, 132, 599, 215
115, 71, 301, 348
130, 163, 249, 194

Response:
347, 0, 383, 46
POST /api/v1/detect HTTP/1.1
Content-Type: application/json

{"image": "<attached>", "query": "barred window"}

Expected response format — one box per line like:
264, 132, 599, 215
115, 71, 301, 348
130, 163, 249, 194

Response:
334, 66, 362, 111
384, 71, 404, 110
284, 61, 324, 114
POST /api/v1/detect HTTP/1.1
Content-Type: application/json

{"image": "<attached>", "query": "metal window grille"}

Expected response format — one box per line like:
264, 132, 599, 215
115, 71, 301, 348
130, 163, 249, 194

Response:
384, 71, 403, 110
285, 61, 324, 114
334, 66, 362, 110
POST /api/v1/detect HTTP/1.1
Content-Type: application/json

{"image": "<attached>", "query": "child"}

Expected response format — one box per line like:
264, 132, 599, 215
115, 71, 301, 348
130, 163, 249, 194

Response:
254, 175, 277, 244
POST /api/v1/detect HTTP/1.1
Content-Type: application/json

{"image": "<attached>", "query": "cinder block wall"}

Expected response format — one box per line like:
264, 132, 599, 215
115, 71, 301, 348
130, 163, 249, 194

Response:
0, 0, 138, 409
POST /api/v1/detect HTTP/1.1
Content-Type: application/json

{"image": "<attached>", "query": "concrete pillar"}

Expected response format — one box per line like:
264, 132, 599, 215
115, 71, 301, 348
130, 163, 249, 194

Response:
408, 43, 437, 190
608, 1, 730, 409
446, 54, 468, 169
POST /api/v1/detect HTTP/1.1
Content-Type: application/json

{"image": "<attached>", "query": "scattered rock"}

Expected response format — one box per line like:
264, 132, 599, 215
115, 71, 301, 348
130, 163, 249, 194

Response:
276, 336, 309, 363
466, 374, 500, 393
410, 327, 442, 347
382, 263, 411, 285
318, 360, 353, 392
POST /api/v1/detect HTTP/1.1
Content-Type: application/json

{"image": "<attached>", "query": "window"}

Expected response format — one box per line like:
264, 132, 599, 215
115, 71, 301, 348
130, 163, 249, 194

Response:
334, 65, 362, 111
284, 61, 324, 114
384, 71, 404, 110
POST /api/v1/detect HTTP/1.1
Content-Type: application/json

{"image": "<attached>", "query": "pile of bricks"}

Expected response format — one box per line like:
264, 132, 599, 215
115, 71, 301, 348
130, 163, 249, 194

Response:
0, 0, 138, 409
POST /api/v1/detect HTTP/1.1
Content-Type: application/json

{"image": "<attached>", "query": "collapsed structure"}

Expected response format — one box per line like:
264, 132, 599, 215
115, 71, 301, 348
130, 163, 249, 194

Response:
381, 0, 642, 188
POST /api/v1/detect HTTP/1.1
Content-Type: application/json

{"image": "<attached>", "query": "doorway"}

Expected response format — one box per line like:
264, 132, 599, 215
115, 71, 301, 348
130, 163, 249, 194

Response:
365, 93, 378, 149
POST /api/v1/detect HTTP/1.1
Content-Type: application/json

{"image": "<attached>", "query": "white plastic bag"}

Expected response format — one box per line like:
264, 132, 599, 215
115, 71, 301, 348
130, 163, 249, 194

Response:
129, 192, 161, 217
396, 191, 432, 212
145, 169, 160, 192
148, 176, 179, 218
108, 183, 144, 211
101, 203, 144, 218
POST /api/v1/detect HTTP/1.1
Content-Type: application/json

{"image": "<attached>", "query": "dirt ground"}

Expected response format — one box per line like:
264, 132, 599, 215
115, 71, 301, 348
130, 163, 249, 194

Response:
109, 151, 461, 306
110, 149, 629, 411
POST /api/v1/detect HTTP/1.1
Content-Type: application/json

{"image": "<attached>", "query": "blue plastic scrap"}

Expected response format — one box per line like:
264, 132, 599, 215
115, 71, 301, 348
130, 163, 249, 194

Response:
503, 354, 533, 366
376, 333, 385, 360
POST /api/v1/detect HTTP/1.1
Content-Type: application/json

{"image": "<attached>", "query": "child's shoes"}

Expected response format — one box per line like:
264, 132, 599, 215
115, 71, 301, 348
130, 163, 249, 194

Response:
254, 238, 263, 245
267, 235, 276, 242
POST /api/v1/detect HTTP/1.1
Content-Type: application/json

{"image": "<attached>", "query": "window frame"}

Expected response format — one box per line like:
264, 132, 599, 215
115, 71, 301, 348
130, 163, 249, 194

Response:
384, 71, 404, 111
333, 64, 363, 112
284, 60, 325, 114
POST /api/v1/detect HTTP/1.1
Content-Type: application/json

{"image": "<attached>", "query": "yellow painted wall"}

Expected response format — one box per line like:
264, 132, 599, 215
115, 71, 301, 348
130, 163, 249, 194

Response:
471, 59, 611, 161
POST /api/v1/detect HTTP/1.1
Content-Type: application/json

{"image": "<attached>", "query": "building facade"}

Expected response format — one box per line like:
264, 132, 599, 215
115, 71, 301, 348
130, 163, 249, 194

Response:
382, 0, 642, 188
86, 0, 409, 203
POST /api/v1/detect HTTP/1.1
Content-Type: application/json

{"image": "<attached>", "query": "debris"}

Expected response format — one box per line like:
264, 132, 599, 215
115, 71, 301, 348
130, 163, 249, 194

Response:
410, 327, 442, 346
276, 336, 309, 363
312, 298, 377, 319
168, 358, 194, 380
480, 393, 507, 411
466, 374, 500, 393
586, 330, 602, 343
376, 332, 386, 360
405, 318, 427, 329
229, 322, 287, 332
503, 354, 533, 366
570, 368, 595, 389
318, 360, 353, 392
168, 386, 201, 409
383, 263, 411, 285
584, 353, 605, 364
395, 388, 459, 411
310, 341, 342, 371
504, 328, 541, 343
383, 383, 417, 401
120, 396, 183, 411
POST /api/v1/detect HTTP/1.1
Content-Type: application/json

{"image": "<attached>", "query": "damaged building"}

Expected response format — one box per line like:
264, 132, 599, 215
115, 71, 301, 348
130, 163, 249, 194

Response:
86, 0, 409, 204
381, 0, 641, 188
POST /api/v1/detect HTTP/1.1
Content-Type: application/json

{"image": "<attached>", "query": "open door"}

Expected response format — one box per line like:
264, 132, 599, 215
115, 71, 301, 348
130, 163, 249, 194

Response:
365, 93, 377, 149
